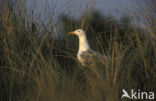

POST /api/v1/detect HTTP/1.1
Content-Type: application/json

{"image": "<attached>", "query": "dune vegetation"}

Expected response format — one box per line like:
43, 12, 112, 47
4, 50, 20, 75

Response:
0, 0, 156, 101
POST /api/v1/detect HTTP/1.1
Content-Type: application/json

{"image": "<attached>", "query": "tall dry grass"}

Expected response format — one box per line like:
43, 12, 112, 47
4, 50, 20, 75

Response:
0, 0, 156, 101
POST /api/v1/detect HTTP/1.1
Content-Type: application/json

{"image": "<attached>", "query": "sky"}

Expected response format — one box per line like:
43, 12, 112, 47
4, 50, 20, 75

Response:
27, 0, 137, 19
25, 0, 150, 35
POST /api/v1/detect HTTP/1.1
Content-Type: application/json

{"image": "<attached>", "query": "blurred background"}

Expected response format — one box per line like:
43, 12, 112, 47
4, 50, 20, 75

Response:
0, 0, 156, 101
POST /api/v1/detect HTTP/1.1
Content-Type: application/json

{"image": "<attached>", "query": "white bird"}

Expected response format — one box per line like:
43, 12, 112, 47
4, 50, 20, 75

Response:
121, 89, 131, 99
68, 29, 108, 66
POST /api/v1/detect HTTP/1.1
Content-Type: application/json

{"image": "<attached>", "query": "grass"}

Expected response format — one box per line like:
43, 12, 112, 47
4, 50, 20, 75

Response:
0, 0, 156, 101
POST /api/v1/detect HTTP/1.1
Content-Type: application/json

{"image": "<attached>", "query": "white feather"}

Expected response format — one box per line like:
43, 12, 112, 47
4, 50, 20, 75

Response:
70, 29, 108, 65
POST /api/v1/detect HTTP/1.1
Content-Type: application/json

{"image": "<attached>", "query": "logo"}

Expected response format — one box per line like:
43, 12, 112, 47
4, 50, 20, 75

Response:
121, 89, 154, 100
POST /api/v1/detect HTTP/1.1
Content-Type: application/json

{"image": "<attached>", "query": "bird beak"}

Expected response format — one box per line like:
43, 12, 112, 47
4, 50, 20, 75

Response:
68, 32, 74, 35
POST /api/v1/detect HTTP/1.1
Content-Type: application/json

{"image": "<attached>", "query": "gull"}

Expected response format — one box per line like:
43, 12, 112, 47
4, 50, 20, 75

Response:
68, 29, 108, 66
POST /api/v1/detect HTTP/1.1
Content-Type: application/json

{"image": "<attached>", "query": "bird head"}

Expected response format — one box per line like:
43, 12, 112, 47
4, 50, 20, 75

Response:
68, 29, 85, 37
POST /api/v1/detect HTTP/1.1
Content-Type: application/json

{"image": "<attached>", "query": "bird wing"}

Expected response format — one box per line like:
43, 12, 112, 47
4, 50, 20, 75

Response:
90, 50, 108, 60
79, 49, 109, 65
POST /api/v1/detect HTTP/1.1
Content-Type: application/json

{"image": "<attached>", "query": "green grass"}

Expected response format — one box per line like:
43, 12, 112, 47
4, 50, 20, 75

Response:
0, 0, 156, 101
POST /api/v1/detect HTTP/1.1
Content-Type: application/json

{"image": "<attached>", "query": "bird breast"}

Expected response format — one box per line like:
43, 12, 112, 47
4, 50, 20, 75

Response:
77, 51, 83, 62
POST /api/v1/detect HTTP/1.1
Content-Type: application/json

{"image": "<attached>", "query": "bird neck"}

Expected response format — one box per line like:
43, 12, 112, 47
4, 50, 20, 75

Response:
78, 35, 90, 52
